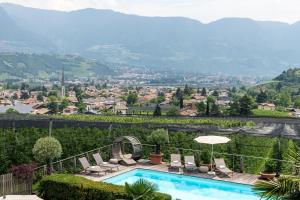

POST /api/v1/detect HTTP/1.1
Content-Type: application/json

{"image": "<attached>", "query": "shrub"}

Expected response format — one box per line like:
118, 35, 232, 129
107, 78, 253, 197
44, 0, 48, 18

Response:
10, 163, 36, 180
38, 174, 171, 200
263, 160, 276, 173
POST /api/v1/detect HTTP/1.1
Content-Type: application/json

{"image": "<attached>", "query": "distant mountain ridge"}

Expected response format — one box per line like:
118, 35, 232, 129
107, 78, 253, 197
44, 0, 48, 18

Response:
1, 3, 300, 76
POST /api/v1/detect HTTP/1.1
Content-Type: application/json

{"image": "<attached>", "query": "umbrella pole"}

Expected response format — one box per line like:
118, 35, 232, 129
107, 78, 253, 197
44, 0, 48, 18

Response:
207, 144, 215, 175
211, 144, 213, 173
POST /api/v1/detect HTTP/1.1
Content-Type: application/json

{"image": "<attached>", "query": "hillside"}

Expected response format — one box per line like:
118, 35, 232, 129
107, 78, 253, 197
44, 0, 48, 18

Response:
248, 68, 300, 110
275, 68, 300, 83
0, 53, 114, 80
1, 3, 300, 76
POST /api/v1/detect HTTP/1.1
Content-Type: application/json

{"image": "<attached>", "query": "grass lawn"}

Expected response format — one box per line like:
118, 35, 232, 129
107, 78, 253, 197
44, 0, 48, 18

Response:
252, 109, 290, 118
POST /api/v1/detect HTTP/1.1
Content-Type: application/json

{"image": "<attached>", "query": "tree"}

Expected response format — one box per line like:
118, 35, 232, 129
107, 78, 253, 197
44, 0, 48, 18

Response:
48, 91, 58, 97
294, 97, 300, 108
20, 91, 29, 99
274, 93, 291, 107
183, 84, 192, 96
166, 106, 179, 116
211, 103, 220, 116
20, 83, 29, 90
151, 92, 165, 104
47, 96, 59, 114
206, 96, 215, 116
59, 99, 69, 111
196, 102, 206, 115
127, 92, 138, 105
239, 95, 254, 116
253, 176, 300, 200
37, 93, 44, 102
5, 108, 19, 114
228, 99, 240, 116
276, 82, 283, 92
231, 87, 237, 93
76, 102, 86, 113
12, 93, 18, 100
125, 179, 160, 200
179, 97, 184, 109
147, 129, 169, 155
212, 90, 219, 97
157, 92, 165, 103
201, 87, 207, 96
153, 104, 162, 116
256, 90, 268, 103
175, 88, 183, 99
32, 137, 62, 175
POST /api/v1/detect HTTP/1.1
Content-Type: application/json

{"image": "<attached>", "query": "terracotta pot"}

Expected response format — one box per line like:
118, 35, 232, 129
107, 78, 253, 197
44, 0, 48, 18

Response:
260, 172, 276, 180
150, 154, 163, 165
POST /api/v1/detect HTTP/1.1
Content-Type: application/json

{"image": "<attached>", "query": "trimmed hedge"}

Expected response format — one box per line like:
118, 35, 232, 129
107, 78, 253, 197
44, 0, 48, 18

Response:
38, 174, 172, 200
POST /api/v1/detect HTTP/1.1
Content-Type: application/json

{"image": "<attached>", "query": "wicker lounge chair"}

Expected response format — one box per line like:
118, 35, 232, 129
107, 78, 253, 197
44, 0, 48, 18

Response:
170, 154, 182, 171
78, 157, 108, 175
214, 158, 233, 177
93, 153, 119, 171
184, 156, 197, 172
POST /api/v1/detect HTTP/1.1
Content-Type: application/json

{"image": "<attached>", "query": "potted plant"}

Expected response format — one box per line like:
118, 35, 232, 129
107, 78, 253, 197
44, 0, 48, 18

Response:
147, 129, 169, 165
200, 150, 213, 170
260, 160, 276, 180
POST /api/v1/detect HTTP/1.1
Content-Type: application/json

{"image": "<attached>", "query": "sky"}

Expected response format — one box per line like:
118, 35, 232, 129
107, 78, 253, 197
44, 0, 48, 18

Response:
0, 0, 300, 24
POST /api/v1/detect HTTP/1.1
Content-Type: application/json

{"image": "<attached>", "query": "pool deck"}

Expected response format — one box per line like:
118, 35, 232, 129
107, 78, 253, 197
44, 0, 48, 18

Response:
78, 162, 259, 185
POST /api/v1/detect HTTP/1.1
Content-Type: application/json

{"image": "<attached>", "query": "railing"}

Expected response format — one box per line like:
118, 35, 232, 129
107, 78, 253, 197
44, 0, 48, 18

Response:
0, 173, 32, 197
35, 144, 113, 175
34, 143, 300, 176
142, 144, 300, 175
2, 143, 299, 196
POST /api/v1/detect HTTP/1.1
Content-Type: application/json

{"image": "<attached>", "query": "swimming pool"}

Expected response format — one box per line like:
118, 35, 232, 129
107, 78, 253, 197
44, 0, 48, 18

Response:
104, 169, 260, 200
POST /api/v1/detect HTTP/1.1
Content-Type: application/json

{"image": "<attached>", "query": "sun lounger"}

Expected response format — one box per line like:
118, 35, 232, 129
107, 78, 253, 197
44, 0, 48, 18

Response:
214, 158, 233, 177
112, 145, 137, 166
121, 155, 137, 166
78, 157, 108, 175
170, 154, 182, 171
184, 155, 197, 172
93, 153, 119, 171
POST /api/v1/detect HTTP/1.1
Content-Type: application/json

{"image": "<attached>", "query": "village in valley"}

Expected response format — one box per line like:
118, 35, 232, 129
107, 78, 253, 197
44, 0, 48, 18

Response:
0, 68, 299, 118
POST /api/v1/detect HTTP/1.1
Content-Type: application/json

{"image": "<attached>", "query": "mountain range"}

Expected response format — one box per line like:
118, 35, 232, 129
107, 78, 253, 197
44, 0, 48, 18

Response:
1, 3, 300, 76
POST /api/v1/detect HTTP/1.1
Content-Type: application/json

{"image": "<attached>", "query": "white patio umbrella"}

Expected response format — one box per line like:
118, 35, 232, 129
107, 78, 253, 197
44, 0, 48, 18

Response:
194, 135, 230, 174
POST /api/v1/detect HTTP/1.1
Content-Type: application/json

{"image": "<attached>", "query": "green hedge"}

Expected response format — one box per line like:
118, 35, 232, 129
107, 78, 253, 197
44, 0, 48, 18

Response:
38, 174, 171, 200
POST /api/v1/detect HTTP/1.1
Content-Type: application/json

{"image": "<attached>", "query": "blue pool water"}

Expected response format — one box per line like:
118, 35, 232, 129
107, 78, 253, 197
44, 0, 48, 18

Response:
104, 169, 260, 200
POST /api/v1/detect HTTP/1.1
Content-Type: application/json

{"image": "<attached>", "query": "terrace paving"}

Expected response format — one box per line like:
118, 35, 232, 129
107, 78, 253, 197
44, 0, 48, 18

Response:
0, 195, 42, 200
79, 162, 259, 185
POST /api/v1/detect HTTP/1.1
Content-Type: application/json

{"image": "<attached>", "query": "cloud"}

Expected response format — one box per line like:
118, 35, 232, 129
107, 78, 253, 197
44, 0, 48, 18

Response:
0, 0, 300, 23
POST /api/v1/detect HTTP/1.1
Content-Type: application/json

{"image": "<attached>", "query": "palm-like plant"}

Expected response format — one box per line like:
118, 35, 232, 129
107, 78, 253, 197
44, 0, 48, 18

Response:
253, 176, 300, 200
124, 179, 159, 200
287, 144, 300, 175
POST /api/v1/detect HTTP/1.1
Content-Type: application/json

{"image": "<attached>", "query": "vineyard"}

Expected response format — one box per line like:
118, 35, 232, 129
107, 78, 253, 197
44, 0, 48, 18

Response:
52, 114, 255, 128
0, 125, 298, 175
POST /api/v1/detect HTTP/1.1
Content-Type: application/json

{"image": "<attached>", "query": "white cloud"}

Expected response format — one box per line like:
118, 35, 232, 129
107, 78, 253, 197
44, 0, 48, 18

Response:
0, 0, 300, 24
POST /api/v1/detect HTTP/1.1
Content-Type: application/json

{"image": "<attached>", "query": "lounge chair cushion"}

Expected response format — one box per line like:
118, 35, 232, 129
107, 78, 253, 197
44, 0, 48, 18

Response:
109, 159, 118, 164
87, 166, 105, 172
